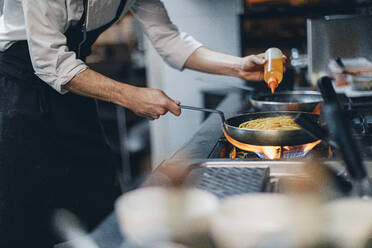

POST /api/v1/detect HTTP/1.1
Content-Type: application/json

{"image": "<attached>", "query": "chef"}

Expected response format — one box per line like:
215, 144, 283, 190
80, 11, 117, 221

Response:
0, 0, 266, 247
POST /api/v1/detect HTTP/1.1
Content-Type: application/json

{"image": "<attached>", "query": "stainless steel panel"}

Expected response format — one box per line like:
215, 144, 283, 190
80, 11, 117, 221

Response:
307, 15, 372, 85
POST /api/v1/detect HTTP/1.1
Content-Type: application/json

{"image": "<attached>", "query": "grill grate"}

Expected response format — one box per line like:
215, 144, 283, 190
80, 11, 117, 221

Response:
188, 167, 270, 198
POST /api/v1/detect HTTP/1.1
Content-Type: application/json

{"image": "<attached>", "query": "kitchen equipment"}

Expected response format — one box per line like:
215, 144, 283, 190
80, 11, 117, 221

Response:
334, 56, 352, 76
115, 187, 219, 246
293, 113, 354, 195
188, 167, 269, 199
307, 15, 372, 87
317, 76, 347, 111
351, 73, 372, 91
333, 57, 372, 76
182, 88, 372, 162
290, 48, 308, 87
318, 76, 372, 196
249, 88, 372, 114
294, 112, 327, 141
180, 105, 321, 146
249, 91, 323, 112
323, 104, 372, 196
329, 57, 372, 88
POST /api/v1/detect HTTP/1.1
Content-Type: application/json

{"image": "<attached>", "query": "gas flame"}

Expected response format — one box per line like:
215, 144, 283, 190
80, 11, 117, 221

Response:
295, 139, 322, 152
224, 130, 322, 159
263, 146, 281, 159
312, 103, 322, 115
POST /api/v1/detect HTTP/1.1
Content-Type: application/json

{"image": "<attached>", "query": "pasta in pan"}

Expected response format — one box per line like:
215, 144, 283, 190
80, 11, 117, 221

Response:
239, 116, 301, 130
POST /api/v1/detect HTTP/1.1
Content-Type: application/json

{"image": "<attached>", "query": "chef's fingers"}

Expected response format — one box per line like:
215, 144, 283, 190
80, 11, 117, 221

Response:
251, 55, 266, 65
147, 114, 160, 120
282, 55, 287, 72
175, 100, 182, 114
165, 98, 181, 116
254, 53, 287, 63
143, 112, 158, 120
169, 102, 181, 116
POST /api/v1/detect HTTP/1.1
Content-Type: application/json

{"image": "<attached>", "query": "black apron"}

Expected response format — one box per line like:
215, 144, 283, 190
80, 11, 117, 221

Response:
0, 1, 126, 247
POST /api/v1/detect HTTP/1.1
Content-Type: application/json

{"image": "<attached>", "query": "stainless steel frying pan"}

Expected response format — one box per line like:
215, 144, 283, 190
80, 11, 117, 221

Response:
181, 105, 321, 146
249, 91, 323, 112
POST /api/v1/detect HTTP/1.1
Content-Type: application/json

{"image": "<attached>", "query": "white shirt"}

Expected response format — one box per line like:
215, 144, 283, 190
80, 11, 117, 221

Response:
0, 0, 202, 93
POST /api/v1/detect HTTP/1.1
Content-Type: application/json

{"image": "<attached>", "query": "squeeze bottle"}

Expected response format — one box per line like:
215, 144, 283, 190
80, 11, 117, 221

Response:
264, 48, 284, 94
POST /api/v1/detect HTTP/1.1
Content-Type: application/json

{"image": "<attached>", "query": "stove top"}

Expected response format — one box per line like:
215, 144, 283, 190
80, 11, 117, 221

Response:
208, 93, 372, 161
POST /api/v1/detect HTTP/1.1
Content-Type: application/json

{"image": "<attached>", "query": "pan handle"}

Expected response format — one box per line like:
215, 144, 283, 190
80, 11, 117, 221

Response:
294, 113, 338, 148
317, 76, 342, 108
180, 105, 226, 124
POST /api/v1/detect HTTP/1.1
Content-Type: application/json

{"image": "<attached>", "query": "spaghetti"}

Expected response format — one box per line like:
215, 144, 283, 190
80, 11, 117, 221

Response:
239, 116, 301, 130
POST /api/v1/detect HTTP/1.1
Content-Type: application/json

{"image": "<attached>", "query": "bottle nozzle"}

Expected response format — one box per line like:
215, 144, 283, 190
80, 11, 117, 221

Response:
268, 78, 278, 94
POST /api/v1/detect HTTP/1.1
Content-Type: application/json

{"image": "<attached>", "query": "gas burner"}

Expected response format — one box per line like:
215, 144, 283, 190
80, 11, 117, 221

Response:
209, 138, 332, 160
229, 140, 322, 160
352, 115, 372, 135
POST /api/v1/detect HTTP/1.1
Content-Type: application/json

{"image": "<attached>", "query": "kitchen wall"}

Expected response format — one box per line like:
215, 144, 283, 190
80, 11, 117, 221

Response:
146, 0, 243, 167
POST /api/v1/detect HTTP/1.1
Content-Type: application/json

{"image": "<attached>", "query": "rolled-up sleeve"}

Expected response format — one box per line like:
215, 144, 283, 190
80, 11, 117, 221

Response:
130, 0, 203, 70
22, 0, 88, 94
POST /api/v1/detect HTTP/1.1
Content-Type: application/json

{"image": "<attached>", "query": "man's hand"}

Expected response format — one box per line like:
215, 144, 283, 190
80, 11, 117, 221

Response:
239, 53, 287, 81
64, 69, 181, 121
124, 87, 181, 120
238, 53, 266, 81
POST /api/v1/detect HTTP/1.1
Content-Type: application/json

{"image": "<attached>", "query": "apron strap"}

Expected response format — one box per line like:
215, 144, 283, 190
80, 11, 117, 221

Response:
70, 0, 127, 60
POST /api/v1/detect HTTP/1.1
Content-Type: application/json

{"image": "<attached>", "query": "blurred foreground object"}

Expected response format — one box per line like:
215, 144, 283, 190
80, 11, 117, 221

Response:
210, 194, 294, 248
53, 209, 99, 248
142, 160, 192, 187
323, 198, 372, 248
115, 187, 218, 248
210, 159, 371, 248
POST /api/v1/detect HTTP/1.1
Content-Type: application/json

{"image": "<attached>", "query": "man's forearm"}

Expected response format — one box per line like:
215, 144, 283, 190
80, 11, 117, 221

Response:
63, 69, 134, 108
63, 69, 181, 120
184, 47, 244, 78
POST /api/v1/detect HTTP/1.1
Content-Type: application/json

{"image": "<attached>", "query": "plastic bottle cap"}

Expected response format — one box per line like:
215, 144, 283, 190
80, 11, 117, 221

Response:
268, 78, 278, 94
265, 48, 283, 60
